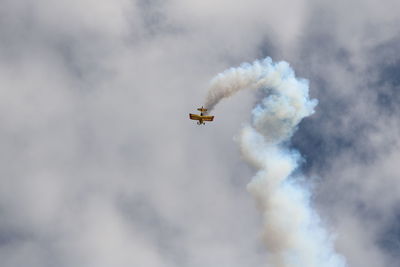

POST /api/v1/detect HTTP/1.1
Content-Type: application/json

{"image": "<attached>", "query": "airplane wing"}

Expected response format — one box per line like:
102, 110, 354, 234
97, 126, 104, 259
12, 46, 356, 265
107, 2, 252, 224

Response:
201, 116, 214, 121
189, 114, 201, 120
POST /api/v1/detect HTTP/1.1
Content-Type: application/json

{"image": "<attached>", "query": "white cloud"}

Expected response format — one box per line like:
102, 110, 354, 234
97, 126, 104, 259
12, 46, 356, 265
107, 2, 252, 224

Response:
0, 0, 400, 266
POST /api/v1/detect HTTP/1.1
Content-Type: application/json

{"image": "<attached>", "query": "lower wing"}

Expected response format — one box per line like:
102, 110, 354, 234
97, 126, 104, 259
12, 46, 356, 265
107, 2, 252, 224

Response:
189, 114, 201, 120
201, 116, 214, 121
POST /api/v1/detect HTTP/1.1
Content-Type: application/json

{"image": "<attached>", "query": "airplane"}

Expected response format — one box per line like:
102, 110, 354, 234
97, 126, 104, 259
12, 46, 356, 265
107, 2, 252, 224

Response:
189, 106, 214, 125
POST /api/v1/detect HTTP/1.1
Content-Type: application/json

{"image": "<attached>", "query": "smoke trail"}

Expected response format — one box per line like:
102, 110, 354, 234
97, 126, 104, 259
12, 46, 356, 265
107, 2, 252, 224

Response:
205, 58, 346, 267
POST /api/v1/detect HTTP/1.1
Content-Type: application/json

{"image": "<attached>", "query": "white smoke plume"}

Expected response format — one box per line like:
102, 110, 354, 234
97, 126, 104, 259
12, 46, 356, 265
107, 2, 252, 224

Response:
205, 58, 346, 267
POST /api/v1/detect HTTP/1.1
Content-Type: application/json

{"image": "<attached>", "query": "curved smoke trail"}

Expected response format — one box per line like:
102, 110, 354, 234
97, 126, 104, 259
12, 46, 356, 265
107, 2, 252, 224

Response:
205, 58, 346, 267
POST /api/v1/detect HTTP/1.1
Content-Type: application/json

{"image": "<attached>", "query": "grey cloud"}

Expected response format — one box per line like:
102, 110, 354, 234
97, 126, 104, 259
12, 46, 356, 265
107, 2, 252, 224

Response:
1, 0, 400, 267
286, 3, 400, 267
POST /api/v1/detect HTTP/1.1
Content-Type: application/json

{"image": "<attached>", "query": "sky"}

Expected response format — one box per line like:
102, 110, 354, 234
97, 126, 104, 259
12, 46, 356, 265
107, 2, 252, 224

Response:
0, 0, 400, 266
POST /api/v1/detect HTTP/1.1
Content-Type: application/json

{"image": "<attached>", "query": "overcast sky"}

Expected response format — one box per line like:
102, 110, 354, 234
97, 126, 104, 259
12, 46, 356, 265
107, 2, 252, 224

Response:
0, 0, 400, 267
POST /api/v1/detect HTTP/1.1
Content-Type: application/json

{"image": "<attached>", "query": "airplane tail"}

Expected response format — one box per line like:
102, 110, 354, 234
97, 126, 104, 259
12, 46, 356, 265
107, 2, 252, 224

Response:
197, 106, 207, 112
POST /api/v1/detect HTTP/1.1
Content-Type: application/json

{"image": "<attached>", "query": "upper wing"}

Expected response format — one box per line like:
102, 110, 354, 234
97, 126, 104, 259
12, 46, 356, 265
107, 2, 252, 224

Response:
201, 116, 214, 121
189, 114, 201, 120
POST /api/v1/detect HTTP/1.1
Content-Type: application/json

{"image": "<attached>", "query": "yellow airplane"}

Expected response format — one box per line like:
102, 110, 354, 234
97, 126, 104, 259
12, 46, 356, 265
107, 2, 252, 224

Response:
189, 106, 214, 125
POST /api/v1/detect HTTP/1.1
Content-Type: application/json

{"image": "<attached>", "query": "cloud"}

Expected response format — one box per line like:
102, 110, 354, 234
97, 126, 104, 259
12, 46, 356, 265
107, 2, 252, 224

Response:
288, 2, 400, 267
0, 0, 400, 267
